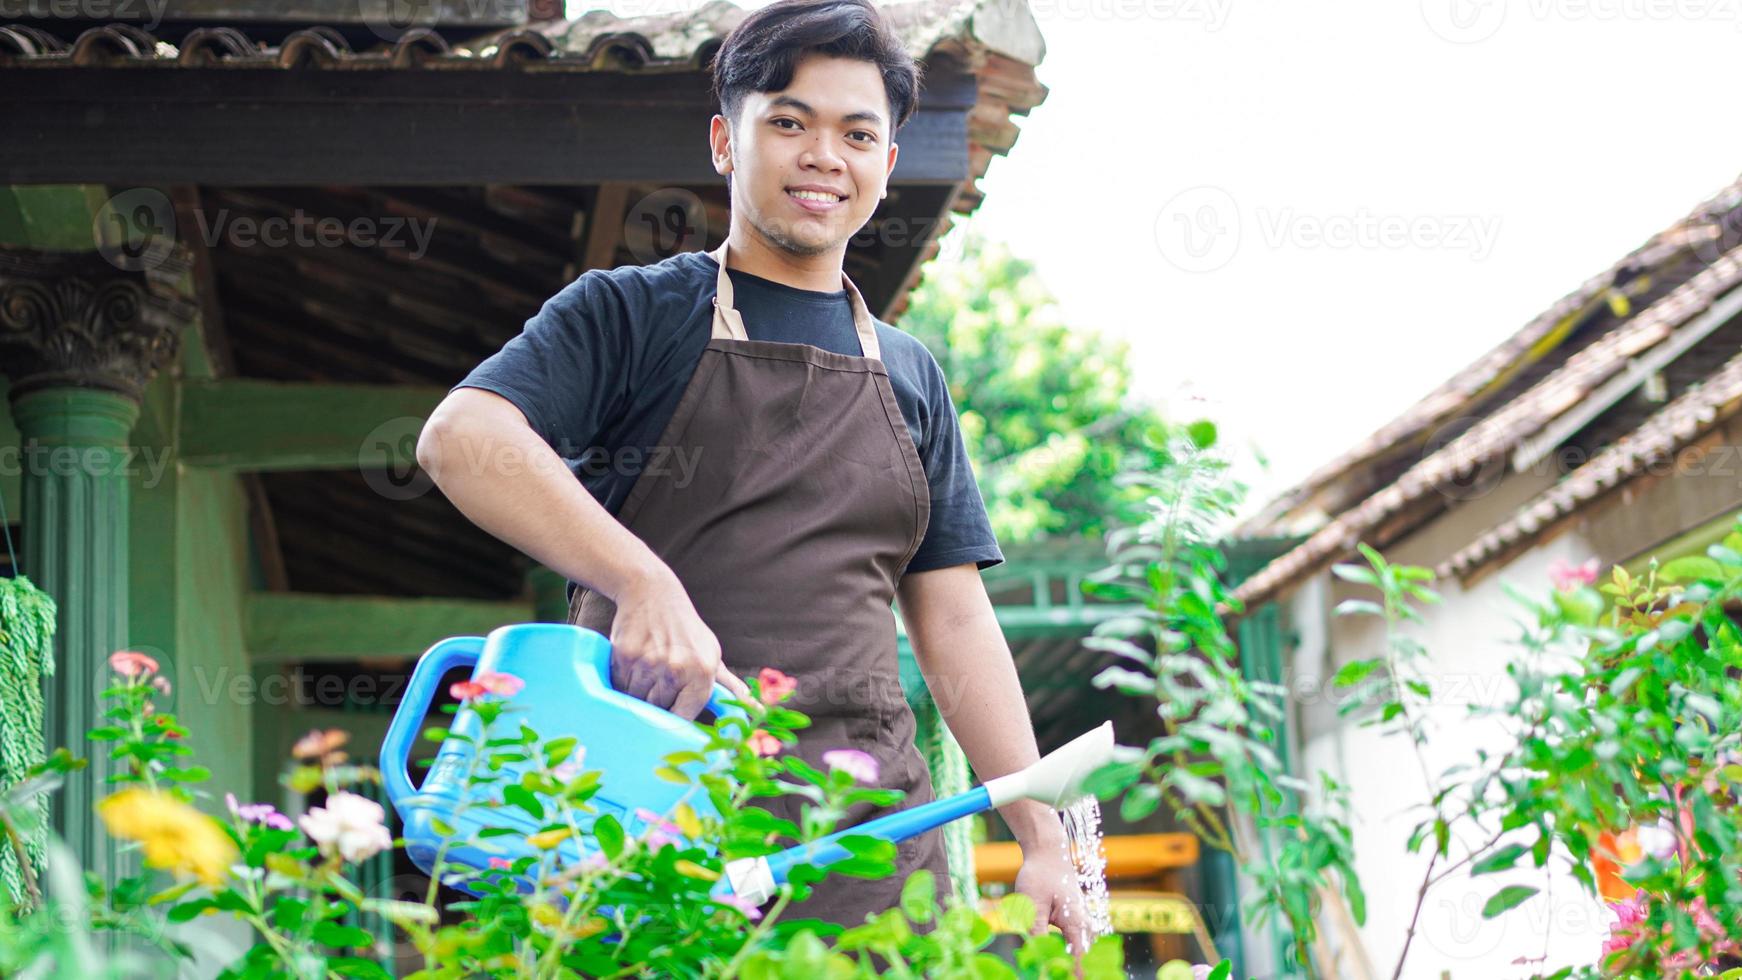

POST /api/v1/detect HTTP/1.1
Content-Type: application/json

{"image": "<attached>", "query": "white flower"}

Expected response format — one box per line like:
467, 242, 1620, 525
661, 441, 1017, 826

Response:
298, 791, 392, 864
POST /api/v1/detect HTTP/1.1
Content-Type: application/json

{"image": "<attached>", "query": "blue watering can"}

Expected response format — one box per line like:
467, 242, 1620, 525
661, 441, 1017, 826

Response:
380, 622, 744, 895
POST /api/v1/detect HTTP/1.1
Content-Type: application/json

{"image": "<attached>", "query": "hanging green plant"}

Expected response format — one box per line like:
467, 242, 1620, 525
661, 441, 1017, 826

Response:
0, 573, 56, 907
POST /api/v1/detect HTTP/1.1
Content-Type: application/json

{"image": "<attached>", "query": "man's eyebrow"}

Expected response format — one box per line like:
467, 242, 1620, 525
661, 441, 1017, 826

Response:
766, 95, 885, 128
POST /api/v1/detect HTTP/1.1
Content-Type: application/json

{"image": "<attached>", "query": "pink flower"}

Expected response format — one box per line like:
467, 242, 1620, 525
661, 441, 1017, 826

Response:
552, 748, 588, 783
821, 748, 879, 784
225, 792, 294, 831
477, 672, 524, 697
721, 892, 763, 921
1602, 889, 1739, 968
756, 667, 797, 705
1549, 556, 1600, 593
488, 857, 512, 870
747, 730, 781, 758
151, 675, 172, 695
1192, 968, 1211, 980
634, 807, 684, 850
450, 672, 524, 702
109, 650, 160, 678
1601, 890, 1646, 957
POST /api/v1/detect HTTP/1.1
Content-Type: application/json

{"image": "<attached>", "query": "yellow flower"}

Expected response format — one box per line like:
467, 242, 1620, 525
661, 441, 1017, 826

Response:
97, 789, 237, 887
673, 859, 719, 881
528, 827, 572, 850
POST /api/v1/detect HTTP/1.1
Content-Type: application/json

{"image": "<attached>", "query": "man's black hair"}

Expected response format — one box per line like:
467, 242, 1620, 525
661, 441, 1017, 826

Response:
711, 0, 924, 136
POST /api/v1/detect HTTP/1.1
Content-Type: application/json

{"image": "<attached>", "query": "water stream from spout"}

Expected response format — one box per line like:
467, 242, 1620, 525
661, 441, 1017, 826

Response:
1061, 794, 1112, 944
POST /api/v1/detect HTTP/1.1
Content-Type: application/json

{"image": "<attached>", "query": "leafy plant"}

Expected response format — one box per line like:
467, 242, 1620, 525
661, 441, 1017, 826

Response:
1077, 419, 1359, 978
0, 655, 1130, 979
1083, 412, 1742, 979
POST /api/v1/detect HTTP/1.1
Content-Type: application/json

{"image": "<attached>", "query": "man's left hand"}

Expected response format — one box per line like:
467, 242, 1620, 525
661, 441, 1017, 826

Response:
1013, 844, 1092, 956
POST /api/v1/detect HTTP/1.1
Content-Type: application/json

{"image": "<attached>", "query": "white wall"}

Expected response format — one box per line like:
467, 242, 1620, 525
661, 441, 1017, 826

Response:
1272, 441, 1742, 979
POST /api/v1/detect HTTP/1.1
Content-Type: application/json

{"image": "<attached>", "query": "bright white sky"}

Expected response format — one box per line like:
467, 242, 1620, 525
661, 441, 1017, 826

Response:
583, 0, 1742, 513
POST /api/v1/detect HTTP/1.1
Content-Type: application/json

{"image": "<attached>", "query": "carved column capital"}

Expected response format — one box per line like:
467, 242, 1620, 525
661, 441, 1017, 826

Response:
0, 247, 193, 402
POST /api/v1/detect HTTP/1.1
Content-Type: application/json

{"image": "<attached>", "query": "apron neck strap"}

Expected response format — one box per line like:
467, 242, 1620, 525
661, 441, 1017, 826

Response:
708, 239, 882, 362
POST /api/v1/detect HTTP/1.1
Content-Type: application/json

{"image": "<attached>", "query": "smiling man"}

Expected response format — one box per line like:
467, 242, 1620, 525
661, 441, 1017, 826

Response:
417, 0, 1086, 943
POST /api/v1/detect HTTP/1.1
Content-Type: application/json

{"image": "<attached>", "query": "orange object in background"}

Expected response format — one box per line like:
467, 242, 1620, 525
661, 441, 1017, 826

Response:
1594, 827, 1644, 903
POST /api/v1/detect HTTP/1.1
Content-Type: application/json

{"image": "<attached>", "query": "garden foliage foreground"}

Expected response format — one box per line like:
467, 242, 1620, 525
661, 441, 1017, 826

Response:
2, 420, 1742, 978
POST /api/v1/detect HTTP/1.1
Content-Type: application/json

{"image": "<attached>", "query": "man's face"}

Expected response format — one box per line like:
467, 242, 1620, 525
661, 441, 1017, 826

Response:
712, 52, 900, 257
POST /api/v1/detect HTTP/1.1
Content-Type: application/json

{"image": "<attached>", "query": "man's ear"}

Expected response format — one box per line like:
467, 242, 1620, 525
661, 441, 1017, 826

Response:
883, 140, 899, 199
710, 115, 734, 177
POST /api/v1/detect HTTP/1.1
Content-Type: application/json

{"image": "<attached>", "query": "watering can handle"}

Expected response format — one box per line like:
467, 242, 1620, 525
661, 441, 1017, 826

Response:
381, 635, 486, 812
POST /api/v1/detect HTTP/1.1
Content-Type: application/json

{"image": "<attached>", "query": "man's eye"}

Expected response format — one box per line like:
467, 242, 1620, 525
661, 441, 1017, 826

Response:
850, 132, 877, 144
773, 118, 800, 130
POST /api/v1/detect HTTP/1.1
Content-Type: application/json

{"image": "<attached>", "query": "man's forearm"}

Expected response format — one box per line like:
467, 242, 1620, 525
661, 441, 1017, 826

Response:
897, 566, 1066, 851
416, 389, 670, 603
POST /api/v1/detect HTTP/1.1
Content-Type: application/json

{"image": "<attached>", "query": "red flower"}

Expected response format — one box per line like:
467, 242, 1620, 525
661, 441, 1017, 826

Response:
756, 667, 797, 705
450, 672, 524, 702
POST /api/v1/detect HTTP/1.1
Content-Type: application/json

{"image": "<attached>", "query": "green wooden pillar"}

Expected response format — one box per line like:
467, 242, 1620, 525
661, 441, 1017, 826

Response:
898, 637, 979, 907
1, 243, 186, 887
12, 388, 141, 887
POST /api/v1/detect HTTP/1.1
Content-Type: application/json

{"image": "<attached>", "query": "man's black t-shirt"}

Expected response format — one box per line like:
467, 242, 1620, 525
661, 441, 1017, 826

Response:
451, 248, 1004, 603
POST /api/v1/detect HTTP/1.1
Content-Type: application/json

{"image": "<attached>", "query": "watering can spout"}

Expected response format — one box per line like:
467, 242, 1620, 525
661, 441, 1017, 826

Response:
714, 721, 1118, 906
983, 720, 1115, 809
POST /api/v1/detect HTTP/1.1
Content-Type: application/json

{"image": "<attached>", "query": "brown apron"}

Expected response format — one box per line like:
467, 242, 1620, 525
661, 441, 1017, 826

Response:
567, 239, 950, 927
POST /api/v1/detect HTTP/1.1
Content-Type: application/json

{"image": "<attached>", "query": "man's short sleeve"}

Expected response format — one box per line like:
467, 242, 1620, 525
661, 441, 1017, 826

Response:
450, 272, 632, 453
905, 349, 1004, 575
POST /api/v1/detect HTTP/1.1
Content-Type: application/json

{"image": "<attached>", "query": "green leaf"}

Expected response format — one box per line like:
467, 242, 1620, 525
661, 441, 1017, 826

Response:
1331, 563, 1379, 587
1186, 420, 1217, 449
160, 766, 210, 783
1470, 843, 1527, 876
1331, 659, 1382, 688
312, 922, 375, 949
1481, 885, 1538, 918
594, 813, 625, 858
502, 784, 544, 820
1659, 555, 1723, 583
900, 869, 935, 923
1121, 783, 1161, 822
998, 891, 1037, 933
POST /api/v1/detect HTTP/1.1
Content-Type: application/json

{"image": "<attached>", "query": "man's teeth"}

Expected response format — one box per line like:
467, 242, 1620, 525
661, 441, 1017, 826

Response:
789, 190, 843, 203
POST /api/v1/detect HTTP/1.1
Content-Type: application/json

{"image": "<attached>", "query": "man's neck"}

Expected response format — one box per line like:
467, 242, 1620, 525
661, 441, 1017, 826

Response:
722, 230, 846, 294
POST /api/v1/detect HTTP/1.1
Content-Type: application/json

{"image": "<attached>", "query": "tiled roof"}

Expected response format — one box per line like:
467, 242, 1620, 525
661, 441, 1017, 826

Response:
1231, 174, 1742, 608
1, 0, 1047, 318
1438, 345, 1742, 580
1236, 175, 1742, 540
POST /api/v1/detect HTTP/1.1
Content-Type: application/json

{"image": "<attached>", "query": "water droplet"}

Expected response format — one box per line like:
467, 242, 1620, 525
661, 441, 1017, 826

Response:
1061, 795, 1112, 944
